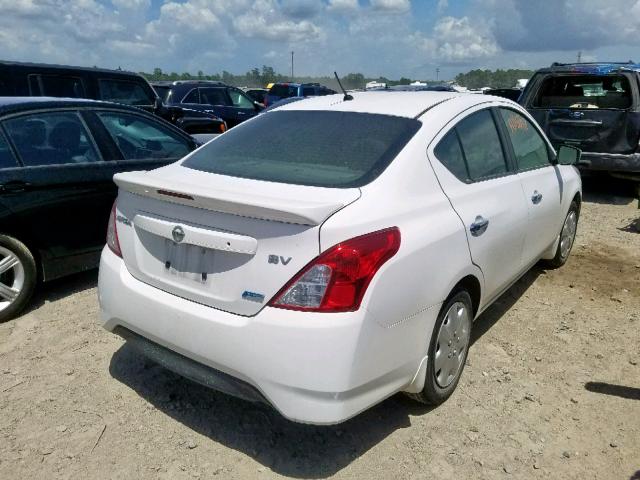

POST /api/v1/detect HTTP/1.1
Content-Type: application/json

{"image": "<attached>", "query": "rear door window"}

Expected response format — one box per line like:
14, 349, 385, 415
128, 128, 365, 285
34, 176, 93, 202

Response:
30, 75, 86, 98
499, 108, 550, 171
199, 88, 230, 106
534, 74, 632, 109
98, 79, 154, 106
3, 112, 100, 166
182, 110, 421, 187
97, 111, 191, 160
0, 131, 18, 169
456, 110, 509, 180
433, 130, 469, 181
228, 89, 254, 108
181, 88, 199, 103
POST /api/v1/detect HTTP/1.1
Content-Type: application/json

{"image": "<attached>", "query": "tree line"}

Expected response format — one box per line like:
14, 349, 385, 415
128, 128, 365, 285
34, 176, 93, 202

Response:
140, 66, 534, 90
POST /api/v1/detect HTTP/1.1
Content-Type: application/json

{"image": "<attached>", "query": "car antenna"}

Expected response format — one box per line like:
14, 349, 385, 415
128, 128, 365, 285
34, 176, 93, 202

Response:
334, 72, 353, 101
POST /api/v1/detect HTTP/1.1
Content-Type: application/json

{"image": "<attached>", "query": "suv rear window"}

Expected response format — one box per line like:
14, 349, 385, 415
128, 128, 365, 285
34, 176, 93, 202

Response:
269, 85, 298, 98
183, 110, 421, 188
533, 74, 632, 109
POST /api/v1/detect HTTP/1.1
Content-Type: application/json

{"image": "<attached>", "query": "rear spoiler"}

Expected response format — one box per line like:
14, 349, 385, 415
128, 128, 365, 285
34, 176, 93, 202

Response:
113, 171, 354, 226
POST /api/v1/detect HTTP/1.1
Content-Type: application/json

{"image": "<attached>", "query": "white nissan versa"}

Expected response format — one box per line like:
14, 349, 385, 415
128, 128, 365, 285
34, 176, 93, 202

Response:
98, 92, 582, 424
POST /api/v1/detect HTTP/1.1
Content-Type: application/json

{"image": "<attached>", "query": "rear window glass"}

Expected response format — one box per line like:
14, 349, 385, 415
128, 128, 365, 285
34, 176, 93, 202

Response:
269, 85, 298, 98
534, 74, 632, 109
183, 111, 421, 188
98, 79, 154, 106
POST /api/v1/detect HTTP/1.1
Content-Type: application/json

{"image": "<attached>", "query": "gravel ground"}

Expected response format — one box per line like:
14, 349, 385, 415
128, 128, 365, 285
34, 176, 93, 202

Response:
1, 177, 639, 480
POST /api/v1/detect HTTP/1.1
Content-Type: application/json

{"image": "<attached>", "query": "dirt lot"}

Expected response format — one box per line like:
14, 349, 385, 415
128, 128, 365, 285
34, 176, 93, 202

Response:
1, 177, 639, 480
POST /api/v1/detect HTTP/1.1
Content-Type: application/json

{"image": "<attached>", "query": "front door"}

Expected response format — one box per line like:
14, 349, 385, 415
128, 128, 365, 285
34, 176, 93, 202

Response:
497, 108, 563, 266
428, 108, 529, 302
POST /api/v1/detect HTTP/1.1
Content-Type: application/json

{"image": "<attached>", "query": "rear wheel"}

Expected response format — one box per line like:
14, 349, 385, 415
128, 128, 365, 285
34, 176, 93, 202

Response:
0, 235, 37, 322
544, 201, 579, 269
408, 290, 473, 405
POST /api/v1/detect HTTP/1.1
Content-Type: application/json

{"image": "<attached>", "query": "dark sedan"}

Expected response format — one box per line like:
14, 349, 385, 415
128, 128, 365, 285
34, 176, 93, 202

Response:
0, 97, 199, 321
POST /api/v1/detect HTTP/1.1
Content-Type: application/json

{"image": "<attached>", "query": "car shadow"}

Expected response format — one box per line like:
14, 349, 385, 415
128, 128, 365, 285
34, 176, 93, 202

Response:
581, 175, 637, 205
630, 470, 640, 480
18, 269, 99, 319
471, 266, 543, 345
584, 382, 640, 401
618, 218, 640, 234
109, 343, 431, 478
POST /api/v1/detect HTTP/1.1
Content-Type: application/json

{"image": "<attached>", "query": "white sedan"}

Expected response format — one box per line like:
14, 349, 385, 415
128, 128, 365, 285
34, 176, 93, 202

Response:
98, 91, 582, 424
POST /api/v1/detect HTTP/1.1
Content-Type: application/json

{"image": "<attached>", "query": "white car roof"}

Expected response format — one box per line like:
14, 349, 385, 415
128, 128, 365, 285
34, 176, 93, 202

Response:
271, 91, 503, 119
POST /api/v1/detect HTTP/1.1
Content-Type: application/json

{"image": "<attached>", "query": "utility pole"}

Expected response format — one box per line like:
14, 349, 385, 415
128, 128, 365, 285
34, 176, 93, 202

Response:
436, 67, 440, 81
577, 51, 582, 63
291, 51, 294, 80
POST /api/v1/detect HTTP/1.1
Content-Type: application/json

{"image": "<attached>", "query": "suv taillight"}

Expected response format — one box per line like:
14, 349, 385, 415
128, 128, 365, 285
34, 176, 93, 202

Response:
269, 227, 401, 313
106, 201, 122, 258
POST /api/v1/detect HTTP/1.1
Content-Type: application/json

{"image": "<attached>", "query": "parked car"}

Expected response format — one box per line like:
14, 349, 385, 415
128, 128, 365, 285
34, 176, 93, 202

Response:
484, 88, 522, 102
0, 97, 200, 322
242, 87, 269, 106
0, 60, 226, 135
519, 62, 640, 181
263, 82, 336, 107
152, 80, 263, 129
99, 91, 582, 424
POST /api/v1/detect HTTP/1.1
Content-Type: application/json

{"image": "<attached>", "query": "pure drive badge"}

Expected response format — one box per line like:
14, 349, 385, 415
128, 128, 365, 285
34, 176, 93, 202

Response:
242, 291, 265, 303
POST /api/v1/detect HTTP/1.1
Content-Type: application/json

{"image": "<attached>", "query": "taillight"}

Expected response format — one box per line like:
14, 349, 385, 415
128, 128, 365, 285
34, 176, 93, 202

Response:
220, 122, 227, 133
106, 201, 122, 258
269, 227, 401, 313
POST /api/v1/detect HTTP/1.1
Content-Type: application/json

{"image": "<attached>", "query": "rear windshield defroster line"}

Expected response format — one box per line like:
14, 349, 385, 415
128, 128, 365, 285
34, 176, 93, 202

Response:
182, 110, 421, 188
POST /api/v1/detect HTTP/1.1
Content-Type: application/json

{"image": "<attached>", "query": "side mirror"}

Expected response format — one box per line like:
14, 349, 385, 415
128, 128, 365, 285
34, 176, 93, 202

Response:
557, 145, 581, 165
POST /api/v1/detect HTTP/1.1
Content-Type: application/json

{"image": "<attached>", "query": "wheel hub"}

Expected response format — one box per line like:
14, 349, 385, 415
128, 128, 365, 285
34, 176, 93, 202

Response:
0, 246, 25, 313
434, 302, 470, 388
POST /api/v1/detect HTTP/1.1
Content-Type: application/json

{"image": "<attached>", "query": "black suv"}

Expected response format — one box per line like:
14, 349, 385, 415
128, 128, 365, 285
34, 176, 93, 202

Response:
519, 62, 640, 180
152, 81, 263, 128
0, 97, 199, 321
0, 61, 226, 135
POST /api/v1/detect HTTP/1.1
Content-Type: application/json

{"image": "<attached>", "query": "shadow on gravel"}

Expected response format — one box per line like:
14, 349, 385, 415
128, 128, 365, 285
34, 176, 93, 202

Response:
471, 266, 543, 346
109, 343, 432, 478
581, 175, 637, 205
584, 382, 640, 401
630, 470, 640, 480
21, 269, 98, 317
618, 218, 640, 234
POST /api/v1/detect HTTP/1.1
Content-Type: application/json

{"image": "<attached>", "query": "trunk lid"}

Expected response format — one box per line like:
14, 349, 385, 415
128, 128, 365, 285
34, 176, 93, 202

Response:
113, 164, 360, 316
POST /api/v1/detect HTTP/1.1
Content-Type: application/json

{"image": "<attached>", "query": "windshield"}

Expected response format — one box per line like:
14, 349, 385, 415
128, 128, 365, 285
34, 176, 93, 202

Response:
182, 110, 421, 188
534, 74, 632, 109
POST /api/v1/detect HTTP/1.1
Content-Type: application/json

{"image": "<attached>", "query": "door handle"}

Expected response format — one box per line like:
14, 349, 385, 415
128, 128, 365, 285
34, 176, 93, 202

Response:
0, 181, 30, 193
531, 191, 543, 204
469, 215, 489, 237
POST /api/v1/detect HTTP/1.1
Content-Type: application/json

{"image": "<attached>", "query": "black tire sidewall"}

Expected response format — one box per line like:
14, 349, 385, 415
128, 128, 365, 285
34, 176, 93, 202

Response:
422, 290, 473, 404
0, 235, 37, 322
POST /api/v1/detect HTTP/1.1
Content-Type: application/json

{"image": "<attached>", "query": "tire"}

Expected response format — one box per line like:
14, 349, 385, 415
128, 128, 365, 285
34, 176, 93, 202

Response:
0, 235, 37, 322
407, 290, 473, 405
543, 201, 579, 269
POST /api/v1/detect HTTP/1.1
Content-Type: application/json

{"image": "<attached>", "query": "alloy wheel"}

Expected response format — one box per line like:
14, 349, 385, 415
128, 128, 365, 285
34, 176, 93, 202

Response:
0, 245, 25, 313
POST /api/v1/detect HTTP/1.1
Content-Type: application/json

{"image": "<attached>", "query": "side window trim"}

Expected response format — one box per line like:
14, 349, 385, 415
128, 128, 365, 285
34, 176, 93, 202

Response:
0, 125, 21, 168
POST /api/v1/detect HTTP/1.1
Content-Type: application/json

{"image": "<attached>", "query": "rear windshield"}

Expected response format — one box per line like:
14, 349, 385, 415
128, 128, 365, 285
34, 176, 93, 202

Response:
534, 74, 632, 109
269, 85, 298, 98
182, 110, 421, 188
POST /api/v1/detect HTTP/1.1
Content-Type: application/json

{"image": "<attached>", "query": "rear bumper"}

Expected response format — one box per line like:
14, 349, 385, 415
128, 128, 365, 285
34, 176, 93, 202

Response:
579, 151, 640, 178
98, 247, 436, 424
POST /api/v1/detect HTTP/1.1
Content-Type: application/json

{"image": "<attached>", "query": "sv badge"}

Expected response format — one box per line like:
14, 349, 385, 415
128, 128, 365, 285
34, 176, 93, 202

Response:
268, 255, 292, 265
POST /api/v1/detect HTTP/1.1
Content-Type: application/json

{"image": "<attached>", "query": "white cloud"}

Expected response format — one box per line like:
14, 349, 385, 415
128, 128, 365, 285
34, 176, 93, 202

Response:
437, 0, 448, 13
370, 0, 411, 14
327, 0, 359, 13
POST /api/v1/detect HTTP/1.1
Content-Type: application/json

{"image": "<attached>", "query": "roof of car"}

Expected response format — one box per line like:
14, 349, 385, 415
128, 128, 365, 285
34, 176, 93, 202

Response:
0, 96, 146, 115
0, 59, 143, 77
151, 80, 227, 87
540, 62, 640, 75
271, 91, 495, 119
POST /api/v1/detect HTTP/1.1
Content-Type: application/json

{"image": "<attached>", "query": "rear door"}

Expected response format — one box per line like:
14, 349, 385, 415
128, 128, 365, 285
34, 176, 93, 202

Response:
525, 72, 640, 154
198, 87, 238, 127
226, 87, 259, 124
497, 107, 562, 266
1, 109, 117, 279
428, 107, 529, 302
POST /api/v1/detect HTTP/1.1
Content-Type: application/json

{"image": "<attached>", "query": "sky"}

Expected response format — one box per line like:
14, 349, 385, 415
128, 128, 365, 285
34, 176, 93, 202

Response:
1, 0, 639, 80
